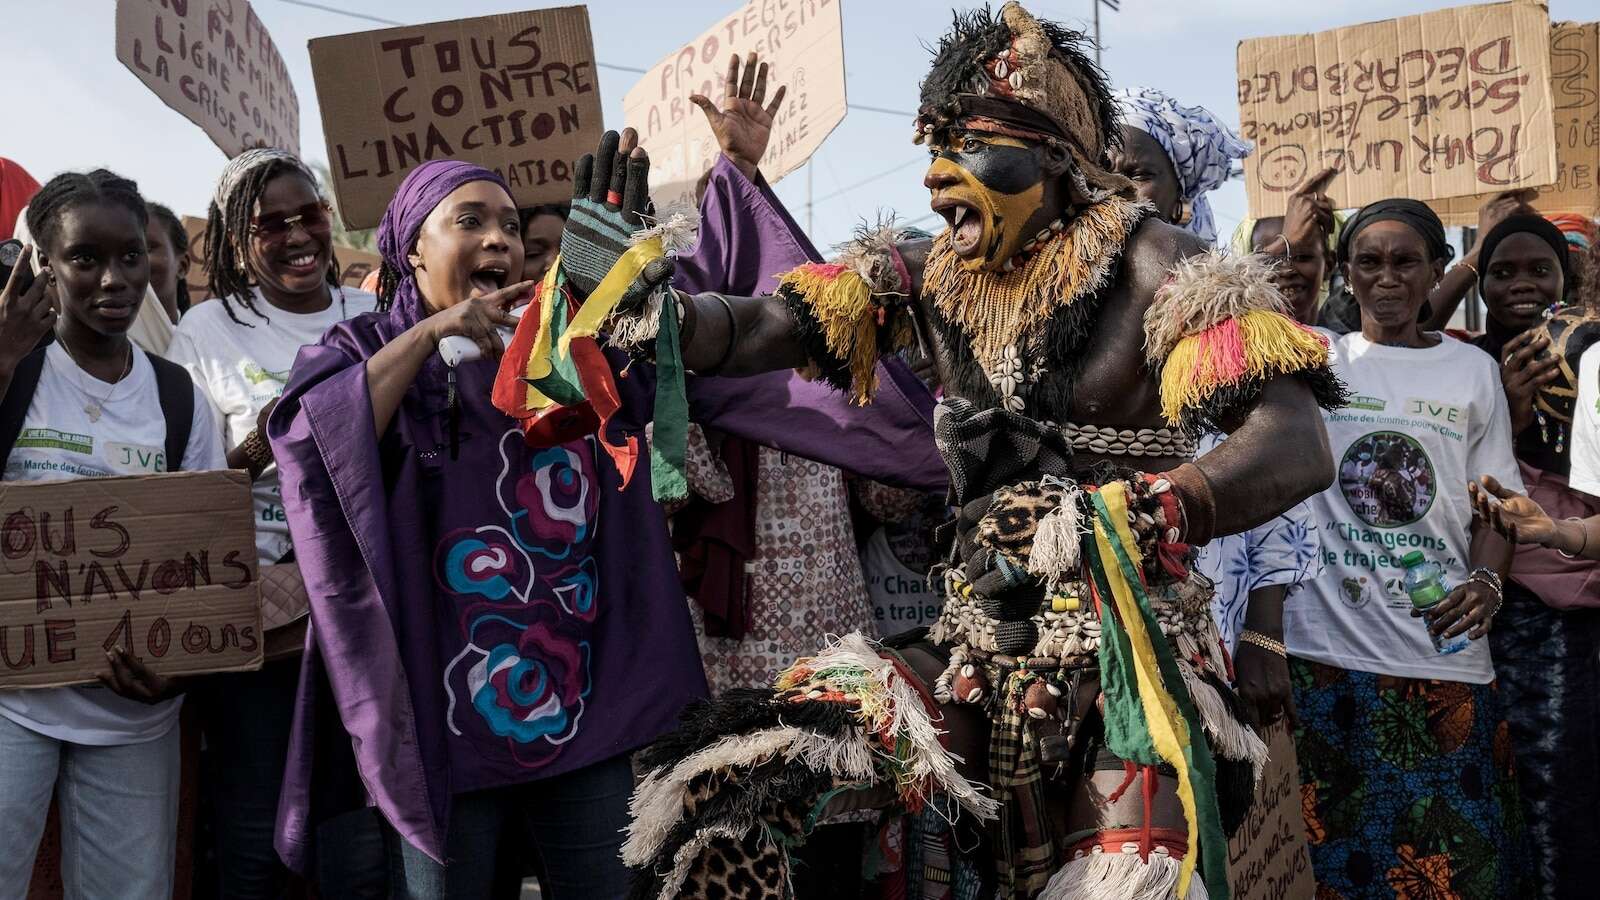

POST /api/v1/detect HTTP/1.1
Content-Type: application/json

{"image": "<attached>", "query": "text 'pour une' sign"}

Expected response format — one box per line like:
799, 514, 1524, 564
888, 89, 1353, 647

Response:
310, 6, 604, 230
623, 0, 848, 213
114, 0, 300, 157
1237, 0, 1558, 218
0, 471, 262, 689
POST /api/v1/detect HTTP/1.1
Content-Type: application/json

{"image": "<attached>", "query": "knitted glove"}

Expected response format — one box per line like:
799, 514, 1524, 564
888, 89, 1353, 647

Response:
560, 130, 674, 303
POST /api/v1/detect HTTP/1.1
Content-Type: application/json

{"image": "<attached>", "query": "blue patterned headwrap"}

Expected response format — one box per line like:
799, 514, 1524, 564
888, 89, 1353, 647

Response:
1113, 87, 1250, 245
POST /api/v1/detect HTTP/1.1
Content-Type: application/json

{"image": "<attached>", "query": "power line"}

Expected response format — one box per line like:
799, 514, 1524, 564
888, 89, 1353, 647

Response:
811, 158, 926, 205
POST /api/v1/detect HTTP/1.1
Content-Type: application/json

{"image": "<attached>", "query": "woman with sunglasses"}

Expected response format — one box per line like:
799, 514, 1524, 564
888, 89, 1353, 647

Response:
165, 149, 384, 899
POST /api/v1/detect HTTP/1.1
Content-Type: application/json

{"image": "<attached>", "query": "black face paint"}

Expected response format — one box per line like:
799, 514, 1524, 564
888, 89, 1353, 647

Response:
936, 141, 1044, 196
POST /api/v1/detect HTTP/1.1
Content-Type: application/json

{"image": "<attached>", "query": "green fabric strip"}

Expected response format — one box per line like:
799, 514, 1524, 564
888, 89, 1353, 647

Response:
1092, 492, 1231, 900
527, 290, 587, 406
650, 294, 689, 503
1088, 544, 1160, 767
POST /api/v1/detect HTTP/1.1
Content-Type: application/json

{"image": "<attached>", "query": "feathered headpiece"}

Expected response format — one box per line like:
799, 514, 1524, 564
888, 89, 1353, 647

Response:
914, 2, 1133, 201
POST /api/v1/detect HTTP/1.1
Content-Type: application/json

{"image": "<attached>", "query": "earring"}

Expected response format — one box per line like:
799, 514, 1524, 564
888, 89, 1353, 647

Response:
1173, 200, 1193, 226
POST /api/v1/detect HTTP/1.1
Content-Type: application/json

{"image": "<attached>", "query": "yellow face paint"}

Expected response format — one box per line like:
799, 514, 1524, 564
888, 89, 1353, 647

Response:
925, 133, 1048, 273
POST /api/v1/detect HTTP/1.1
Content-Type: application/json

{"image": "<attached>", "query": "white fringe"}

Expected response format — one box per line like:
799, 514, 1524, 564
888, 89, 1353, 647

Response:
653, 824, 747, 900
1028, 495, 1085, 583
1039, 845, 1209, 900
631, 211, 699, 255
608, 285, 665, 350
1179, 665, 1269, 778
626, 727, 806, 865
1142, 249, 1288, 366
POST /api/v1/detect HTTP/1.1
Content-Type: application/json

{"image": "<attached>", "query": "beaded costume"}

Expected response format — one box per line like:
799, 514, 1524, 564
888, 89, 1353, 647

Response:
622, 5, 1345, 899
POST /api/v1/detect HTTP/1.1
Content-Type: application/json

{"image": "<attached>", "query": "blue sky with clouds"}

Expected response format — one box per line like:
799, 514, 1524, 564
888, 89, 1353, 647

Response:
3, 0, 1588, 250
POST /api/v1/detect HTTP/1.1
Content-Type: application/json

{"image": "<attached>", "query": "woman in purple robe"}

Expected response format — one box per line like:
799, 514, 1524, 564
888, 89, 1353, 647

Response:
266, 147, 941, 893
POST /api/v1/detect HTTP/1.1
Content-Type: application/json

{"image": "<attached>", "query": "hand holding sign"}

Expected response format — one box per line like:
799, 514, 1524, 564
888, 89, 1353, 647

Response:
690, 53, 790, 182
99, 646, 183, 704
1463, 188, 1540, 267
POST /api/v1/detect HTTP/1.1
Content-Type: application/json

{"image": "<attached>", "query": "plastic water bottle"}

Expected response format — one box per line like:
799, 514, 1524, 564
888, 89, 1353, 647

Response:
1401, 551, 1468, 655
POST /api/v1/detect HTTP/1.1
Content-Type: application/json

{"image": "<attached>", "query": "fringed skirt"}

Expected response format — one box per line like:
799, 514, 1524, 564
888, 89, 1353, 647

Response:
1289, 658, 1534, 900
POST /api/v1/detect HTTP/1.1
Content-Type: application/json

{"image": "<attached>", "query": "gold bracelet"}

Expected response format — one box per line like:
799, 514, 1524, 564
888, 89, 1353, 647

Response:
242, 427, 274, 472
1556, 517, 1591, 561
1456, 259, 1478, 279
1239, 629, 1287, 658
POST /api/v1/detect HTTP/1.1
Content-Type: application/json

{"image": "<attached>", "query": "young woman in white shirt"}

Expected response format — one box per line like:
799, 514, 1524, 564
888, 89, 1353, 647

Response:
0, 169, 224, 900
1287, 199, 1532, 899
165, 149, 383, 899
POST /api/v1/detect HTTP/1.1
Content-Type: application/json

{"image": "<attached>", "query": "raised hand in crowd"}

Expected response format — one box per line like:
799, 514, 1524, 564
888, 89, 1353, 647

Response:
1279, 167, 1337, 256
690, 52, 789, 182
0, 245, 55, 378
1471, 474, 1599, 560
1496, 329, 1562, 434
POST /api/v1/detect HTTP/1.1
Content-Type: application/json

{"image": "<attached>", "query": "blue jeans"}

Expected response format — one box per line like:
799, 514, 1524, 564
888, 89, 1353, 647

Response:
387, 753, 634, 900
0, 714, 179, 900
195, 656, 388, 898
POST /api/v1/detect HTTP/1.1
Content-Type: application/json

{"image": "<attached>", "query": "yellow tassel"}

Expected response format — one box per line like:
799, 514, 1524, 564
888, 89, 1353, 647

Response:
780, 264, 882, 405
1158, 309, 1329, 426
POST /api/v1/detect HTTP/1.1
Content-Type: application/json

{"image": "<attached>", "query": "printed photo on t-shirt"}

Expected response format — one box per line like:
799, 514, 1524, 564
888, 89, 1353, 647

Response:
1339, 431, 1436, 528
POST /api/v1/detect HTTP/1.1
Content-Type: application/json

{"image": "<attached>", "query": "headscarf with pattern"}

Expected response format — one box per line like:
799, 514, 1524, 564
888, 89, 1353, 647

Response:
1547, 212, 1597, 252
1114, 88, 1250, 245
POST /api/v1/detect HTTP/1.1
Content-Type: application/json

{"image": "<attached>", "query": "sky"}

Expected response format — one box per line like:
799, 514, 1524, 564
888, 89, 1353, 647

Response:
2, 0, 1590, 251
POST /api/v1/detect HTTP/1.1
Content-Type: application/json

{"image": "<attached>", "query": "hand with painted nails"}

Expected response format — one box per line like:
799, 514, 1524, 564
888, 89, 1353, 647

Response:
691, 52, 789, 182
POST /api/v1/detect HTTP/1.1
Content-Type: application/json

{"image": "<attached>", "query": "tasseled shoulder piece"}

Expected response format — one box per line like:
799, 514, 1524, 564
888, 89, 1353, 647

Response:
778, 221, 916, 405
1144, 251, 1347, 433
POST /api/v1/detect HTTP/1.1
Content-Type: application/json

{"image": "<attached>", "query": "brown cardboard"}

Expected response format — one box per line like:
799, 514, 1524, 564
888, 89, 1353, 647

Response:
1237, 1, 1557, 218
1226, 722, 1315, 900
0, 471, 262, 689
309, 7, 604, 230
181, 215, 383, 299
114, 0, 300, 157
1435, 21, 1600, 224
622, 0, 848, 213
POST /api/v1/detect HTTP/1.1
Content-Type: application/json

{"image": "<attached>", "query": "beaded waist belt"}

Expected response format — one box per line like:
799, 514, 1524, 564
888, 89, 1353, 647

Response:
1057, 422, 1196, 459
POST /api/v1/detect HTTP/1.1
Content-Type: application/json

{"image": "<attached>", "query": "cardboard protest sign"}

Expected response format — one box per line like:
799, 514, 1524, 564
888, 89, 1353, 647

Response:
310, 7, 603, 230
1435, 21, 1600, 224
0, 471, 262, 689
1227, 723, 1315, 900
181, 215, 382, 301
1237, 1, 1557, 218
114, 0, 299, 157
622, 0, 848, 212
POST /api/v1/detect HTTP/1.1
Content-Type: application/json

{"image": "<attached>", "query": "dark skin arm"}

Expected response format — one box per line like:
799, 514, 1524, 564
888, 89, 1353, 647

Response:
1234, 585, 1294, 727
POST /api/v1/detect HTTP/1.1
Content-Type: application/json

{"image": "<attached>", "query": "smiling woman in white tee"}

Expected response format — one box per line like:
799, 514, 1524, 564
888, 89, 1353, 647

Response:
164, 149, 382, 898
0, 169, 223, 900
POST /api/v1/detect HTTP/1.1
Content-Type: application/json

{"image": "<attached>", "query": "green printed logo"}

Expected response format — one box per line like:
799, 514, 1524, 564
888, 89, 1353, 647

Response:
1347, 395, 1386, 412
242, 362, 289, 386
15, 428, 92, 454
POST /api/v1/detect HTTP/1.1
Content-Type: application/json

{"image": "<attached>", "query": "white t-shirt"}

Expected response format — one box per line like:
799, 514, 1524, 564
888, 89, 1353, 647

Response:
862, 528, 939, 638
167, 287, 377, 565
1570, 345, 1600, 498
0, 341, 224, 744
1285, 332, 1524, 684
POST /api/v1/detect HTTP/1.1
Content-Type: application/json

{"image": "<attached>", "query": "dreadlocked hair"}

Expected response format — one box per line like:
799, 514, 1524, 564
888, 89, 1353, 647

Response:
26, 169, 148, 255
917, 5, 1122, 158
204, 160, 335, 327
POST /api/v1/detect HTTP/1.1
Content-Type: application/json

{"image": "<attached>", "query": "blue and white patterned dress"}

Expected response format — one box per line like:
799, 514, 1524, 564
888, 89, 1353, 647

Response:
1192, 433, 1323, 654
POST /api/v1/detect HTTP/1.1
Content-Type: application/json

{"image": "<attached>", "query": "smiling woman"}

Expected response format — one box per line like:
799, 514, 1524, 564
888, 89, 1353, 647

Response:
163, 148, 386, 898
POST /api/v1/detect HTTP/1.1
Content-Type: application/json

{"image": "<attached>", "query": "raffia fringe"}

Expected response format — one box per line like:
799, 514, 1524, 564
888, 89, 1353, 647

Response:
924, 196, 1147, 370
1157, 308, 1330, 427
1028, 479, 1086, 585
1039, 847, 1209, 900
608, 285, 666, 351
1143, 251, 1288, 363
1178, 665, 1268, 777
631, 211, 699, 256
778, 264, 881, 403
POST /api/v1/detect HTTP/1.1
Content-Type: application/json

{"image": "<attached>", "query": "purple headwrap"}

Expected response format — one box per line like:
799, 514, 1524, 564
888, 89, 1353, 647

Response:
377, 160, 512, 328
